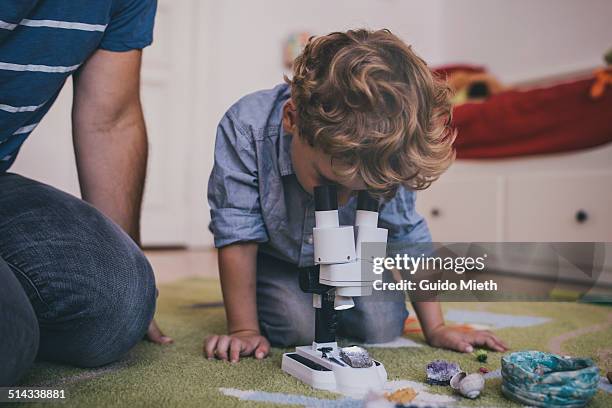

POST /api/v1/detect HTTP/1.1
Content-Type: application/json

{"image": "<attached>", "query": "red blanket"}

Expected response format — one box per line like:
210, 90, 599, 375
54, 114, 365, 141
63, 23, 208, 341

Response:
435, 66, 612, 159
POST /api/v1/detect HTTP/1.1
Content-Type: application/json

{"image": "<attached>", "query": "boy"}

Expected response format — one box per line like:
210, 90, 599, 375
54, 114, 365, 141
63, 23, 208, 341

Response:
205, 29, 507, 362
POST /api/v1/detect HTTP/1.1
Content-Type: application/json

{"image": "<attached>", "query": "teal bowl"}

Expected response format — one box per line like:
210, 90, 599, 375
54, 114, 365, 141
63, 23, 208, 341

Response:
501, 351, 599, 407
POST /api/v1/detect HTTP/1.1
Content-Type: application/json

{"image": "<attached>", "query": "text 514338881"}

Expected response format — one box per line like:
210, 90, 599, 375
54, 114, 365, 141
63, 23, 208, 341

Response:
0, 388, 66, 402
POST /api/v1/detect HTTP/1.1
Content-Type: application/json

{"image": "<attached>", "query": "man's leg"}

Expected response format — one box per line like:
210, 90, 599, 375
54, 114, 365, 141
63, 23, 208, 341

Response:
0, 173, 156, 368
0, 257, 39, 386
256, 252, 315, 347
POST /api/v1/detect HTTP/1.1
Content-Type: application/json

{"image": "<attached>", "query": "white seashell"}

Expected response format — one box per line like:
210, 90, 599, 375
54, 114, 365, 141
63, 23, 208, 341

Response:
450, 371, 467, 389
450, 372, 484, 399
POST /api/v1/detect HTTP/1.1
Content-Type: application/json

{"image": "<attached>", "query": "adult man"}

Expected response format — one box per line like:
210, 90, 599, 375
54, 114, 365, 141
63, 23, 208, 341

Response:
0, 0, 171, 386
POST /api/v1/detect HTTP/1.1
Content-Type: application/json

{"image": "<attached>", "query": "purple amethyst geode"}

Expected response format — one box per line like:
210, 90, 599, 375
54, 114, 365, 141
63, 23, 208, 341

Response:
426, 360, 462, 385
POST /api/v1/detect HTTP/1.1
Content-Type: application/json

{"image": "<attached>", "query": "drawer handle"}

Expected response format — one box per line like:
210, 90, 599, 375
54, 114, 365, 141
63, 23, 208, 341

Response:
430, 207, 441, 218
575, 209, 588, 223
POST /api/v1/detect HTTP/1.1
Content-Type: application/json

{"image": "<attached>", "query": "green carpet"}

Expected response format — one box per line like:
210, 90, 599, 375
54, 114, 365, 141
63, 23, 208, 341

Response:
18, 278, 612, 408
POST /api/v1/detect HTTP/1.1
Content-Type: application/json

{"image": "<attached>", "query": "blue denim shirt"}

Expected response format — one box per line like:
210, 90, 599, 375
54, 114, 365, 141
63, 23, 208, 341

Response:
207, 84, 431, 267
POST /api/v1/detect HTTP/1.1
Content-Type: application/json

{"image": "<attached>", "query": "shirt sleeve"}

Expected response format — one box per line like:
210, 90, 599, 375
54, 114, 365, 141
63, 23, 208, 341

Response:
99, 0, 158, 51
379, 187, 432, 244
207, 111, 269, 248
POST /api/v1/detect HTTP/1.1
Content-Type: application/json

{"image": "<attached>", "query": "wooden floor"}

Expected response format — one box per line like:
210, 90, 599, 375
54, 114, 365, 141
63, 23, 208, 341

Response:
145, 248, 219, 283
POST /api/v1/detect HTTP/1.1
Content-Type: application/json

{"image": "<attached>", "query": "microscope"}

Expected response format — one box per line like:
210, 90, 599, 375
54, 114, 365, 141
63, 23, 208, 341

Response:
281, 185, 389, 395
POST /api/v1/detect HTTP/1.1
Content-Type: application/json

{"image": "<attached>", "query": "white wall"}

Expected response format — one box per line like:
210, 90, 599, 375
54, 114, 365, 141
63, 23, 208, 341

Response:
200, 0, 445, 132
439, 0, 612, 82
201, 0, 612, 126
12, 0, 612, 247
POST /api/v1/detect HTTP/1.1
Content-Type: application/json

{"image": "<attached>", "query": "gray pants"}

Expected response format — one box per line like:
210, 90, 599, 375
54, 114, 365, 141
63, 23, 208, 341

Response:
256, 252, 408, 347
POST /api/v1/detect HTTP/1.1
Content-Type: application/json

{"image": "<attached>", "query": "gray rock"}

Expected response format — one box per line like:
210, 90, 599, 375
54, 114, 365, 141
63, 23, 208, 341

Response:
340, 346, 374, 368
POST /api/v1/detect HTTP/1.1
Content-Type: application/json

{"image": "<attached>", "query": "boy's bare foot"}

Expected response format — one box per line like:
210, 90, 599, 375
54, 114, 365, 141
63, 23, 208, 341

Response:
204, 330, 270, 362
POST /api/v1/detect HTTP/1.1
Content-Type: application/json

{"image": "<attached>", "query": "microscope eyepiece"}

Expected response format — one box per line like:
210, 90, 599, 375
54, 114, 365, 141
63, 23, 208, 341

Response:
314, 185, 338, 211
357, 190, 379, 212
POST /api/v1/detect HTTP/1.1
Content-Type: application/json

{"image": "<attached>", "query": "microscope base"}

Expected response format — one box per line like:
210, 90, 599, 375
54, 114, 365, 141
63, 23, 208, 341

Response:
281, 344, 387, 396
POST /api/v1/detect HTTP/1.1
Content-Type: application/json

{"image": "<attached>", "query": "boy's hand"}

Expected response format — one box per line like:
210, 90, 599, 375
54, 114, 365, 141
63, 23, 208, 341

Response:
204, 330, 270, 362
426, 325, 508, 353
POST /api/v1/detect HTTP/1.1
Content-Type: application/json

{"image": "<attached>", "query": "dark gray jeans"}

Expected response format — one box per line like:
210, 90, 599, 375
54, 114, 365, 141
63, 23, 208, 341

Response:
0, 173, 156, 386
256, 252, 408, 347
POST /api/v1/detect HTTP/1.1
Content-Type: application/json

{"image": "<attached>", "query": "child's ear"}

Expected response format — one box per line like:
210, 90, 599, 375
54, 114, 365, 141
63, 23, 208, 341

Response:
282, 100, 298, 134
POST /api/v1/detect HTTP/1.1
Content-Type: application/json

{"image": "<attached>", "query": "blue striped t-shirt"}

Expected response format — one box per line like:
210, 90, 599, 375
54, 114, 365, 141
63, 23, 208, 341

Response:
0, 0, 157, 172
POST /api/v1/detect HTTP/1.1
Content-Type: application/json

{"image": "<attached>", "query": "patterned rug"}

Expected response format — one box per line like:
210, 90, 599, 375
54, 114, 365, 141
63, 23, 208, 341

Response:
19, 278, 612, 407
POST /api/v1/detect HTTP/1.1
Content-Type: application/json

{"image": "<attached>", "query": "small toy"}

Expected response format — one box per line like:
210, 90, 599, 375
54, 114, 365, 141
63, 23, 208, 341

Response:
339, 346, 373, 368
474, 348, 488, 363
501, 351, 599, 407
590, 48, 612, 99
282, 31, 311, 70
426, 360, 461, 385
450, 371, 485, 399
384, 387, 417, 404
479, 367, 489, 374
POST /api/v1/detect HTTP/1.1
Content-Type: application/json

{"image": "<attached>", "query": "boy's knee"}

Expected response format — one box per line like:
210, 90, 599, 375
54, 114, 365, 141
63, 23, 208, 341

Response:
359, 314, 405, 343
341, 300, 407, 344
256, 254, 315, 347
260, 310, 314, 347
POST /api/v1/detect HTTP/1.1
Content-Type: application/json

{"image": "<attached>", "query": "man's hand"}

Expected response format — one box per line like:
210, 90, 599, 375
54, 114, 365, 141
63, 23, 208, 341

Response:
146, 319, 173, 345
204, 330, 270, 363
426, 325, 508, 353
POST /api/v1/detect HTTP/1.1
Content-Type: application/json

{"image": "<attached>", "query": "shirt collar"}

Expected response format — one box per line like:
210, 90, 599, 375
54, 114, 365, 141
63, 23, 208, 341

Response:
278, 123, 294, 176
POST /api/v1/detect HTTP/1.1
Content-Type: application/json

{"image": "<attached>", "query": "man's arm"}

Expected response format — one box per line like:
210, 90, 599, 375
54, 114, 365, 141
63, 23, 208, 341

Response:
72, 49, 146, 241
204, 243, 270, 362
72, 48, 171, 344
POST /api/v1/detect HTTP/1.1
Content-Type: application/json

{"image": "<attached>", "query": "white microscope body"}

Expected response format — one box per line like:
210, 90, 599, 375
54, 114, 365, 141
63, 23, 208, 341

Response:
281, 186, 388, 396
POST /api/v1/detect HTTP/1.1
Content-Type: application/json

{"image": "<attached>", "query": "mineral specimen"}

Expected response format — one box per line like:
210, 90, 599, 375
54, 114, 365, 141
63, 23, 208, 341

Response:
339, 346, 373, 368
385, 387, 417, 404
425, 360, 461, 385
474, 348, 488, 363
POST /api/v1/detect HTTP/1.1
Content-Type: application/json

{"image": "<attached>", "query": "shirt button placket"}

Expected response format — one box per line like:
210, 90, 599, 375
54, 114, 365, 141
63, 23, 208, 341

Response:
299, 200, 315, 266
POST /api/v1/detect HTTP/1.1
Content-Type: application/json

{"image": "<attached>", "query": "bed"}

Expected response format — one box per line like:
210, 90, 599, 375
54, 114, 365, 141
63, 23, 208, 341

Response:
435, 65, 612, 159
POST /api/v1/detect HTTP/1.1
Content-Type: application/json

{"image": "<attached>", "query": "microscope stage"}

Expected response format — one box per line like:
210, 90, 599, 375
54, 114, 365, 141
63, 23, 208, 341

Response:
281, 344, 387, 395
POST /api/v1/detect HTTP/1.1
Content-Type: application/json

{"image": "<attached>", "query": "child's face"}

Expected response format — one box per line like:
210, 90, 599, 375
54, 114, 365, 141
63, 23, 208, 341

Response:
283, 101, 366, 205
292, 135, 366, 205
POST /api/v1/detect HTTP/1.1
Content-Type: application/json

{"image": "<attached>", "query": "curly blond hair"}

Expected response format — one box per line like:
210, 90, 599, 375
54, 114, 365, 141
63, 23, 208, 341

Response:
287, 29, 456, 198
